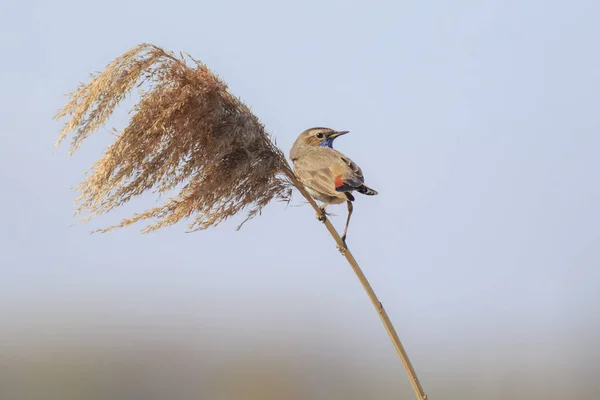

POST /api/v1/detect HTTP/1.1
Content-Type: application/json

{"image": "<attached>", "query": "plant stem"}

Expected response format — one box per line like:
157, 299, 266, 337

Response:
285, 171, 428, 400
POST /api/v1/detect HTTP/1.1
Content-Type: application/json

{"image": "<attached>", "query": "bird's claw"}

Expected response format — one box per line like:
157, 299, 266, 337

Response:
316, 208, 327, 222
337, 236, 348, 255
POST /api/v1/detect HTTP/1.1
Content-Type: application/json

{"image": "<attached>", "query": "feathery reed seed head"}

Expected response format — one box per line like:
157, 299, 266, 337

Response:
55, 44, 293, 232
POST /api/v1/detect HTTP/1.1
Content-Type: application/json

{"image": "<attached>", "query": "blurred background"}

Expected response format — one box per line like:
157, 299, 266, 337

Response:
1, 0, 599, 399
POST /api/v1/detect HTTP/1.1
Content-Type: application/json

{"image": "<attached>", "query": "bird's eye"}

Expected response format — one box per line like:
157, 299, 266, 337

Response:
316, 133, 324, 139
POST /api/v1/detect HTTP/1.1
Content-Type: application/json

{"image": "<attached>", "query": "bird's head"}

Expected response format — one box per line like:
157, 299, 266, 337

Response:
294, 127, 349, 149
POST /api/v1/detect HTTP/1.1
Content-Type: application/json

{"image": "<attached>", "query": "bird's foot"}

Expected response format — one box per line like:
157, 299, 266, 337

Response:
337, 236, 348, 255
316, 208, 327, 222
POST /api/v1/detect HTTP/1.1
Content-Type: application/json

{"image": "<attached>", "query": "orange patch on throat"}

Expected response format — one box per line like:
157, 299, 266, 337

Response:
334, 174, 344, 188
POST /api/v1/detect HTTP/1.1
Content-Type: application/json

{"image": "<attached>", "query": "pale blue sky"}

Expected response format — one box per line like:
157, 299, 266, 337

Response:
1, 0, 599, 396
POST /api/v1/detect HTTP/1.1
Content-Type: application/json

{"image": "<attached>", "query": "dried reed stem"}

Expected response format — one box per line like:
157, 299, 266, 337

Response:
285, 172, 428, 400
54, 43, 428, 400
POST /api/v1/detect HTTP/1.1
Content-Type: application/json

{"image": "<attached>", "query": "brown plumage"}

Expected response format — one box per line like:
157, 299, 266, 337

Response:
290, 127, 378, 245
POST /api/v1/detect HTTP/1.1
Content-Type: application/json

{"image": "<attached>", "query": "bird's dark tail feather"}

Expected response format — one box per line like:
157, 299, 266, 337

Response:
357, 184, 378, 196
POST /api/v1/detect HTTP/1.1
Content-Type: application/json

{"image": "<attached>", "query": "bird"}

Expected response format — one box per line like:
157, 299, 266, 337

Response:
290, 127, 378, 247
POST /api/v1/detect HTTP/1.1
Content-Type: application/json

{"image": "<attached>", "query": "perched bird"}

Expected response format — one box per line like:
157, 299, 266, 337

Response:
290, 127, 378, 246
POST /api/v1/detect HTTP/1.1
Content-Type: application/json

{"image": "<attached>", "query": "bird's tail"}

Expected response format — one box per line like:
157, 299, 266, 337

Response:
357, 184, 378, 196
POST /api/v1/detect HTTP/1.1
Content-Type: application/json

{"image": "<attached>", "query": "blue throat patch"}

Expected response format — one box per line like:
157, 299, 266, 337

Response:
320, 138, 334, 148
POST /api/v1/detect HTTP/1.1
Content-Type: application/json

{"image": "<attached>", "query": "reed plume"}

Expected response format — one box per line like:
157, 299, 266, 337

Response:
55, 43, 428, 400
55, 43, 292, 233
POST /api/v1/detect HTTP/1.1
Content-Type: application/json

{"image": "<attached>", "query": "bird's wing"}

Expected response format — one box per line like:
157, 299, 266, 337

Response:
293, 154, 340, 198
332, 152, 366, 192
338, 155, 364, 183
294, 148, 369, 196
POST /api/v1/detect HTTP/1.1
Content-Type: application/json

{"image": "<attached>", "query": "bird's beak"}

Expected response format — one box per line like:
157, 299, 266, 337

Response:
328, 130, 349, 139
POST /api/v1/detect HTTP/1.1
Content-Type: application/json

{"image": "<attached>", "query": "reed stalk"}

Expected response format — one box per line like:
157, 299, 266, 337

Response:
286, 173, 428, 400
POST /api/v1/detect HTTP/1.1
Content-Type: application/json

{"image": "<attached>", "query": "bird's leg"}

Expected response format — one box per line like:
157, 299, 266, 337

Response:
340, 200, 353, 248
